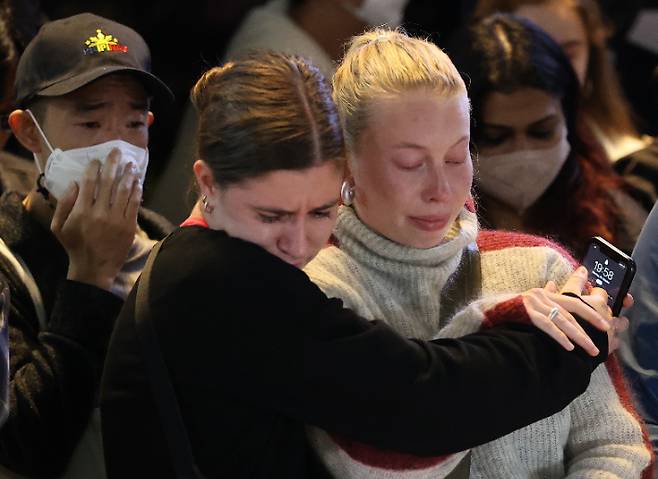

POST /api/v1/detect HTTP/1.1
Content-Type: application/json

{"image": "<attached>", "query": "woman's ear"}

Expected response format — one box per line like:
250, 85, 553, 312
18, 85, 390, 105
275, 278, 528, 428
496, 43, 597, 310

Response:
345, 153, 356, 183
8, 110, 43, 154
193, 159, 217, 198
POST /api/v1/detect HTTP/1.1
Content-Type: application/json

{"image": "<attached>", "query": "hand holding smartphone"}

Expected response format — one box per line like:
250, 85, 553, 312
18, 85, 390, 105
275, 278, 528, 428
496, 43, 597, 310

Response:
580, 236, 636, 316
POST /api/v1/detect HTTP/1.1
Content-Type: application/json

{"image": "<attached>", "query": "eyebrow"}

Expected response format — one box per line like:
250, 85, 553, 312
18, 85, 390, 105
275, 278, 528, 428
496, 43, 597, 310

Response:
73, 100, 149, 113
483, 114, 558, 129
252, 198, 340, 216
393, 136, 469, 150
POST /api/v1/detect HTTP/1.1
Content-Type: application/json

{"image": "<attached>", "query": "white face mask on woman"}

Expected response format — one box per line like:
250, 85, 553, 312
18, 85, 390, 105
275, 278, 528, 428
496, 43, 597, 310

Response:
25, 109, 149, 200
476, 129, 571, 214
341, 0, 410, 27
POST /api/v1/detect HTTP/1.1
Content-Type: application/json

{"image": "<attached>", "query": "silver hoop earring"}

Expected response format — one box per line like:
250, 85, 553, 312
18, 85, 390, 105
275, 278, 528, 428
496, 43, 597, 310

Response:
340, 180, 355, 206
201, 194, 214, 214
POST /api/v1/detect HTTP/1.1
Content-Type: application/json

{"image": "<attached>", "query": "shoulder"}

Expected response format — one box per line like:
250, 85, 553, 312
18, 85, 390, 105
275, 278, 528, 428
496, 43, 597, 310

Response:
0, 152, 37, 196
155, 226, 320, 300
137, 207, 174, 240
608, 189, 649, 253
477, 230, 576, 290
304, 245, 366, 308
225, 1, 297, 59
477, 229, 576, 261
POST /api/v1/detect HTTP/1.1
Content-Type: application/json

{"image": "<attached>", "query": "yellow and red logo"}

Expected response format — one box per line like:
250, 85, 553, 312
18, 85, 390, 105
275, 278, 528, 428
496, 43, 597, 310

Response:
83, 29, 128, 54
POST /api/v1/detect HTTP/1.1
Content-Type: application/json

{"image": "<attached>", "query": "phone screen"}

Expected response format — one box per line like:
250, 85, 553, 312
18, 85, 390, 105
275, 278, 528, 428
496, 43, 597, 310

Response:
581, 242, 628, 310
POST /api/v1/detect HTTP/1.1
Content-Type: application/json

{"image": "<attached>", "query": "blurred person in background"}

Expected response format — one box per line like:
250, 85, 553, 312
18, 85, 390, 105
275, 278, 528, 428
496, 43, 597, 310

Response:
0, 0, 43, 196
474, 0, 658, 205
149, 0, 411, 223
452, 14, 650, 258
620, 200, 658, 478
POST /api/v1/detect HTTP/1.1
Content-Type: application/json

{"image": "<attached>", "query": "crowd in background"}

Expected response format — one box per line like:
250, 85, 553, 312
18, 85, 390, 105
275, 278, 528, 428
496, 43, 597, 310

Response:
0, 0, 656, 478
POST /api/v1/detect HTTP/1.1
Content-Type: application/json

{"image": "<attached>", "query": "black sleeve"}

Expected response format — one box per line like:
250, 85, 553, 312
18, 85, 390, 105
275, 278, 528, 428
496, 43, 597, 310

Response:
0, 280, 122, 476
160, 237, 608, 458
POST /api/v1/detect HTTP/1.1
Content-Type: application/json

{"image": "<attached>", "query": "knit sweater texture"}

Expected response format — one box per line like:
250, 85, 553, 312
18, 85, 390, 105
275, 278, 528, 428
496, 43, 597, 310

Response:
304, 206, 652, 479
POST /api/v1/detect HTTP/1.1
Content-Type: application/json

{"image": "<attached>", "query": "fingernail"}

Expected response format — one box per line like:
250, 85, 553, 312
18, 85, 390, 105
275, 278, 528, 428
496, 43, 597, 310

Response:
577, 266, 587, 275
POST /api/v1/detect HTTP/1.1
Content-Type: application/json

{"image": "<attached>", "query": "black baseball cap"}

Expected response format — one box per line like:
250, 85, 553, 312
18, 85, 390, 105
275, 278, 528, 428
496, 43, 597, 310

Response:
15, 13, 173, 106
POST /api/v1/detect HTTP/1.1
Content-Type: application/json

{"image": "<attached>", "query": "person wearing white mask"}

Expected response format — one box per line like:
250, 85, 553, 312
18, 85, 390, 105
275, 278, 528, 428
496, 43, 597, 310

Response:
0, 13, 173, 479
452, 14, 649, 259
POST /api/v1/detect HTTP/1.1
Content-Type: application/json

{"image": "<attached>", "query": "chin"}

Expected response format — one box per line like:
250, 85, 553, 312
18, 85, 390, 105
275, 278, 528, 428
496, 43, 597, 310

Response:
393, 231, 444, 249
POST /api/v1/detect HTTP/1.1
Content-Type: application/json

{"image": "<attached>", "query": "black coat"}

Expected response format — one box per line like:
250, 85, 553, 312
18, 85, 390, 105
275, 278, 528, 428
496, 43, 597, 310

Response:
101, 225, 608, 479
0, 191, 172, 476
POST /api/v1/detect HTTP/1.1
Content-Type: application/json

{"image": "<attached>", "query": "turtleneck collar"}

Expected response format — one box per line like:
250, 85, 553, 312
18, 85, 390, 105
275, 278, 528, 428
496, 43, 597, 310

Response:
332, 205, 478, 273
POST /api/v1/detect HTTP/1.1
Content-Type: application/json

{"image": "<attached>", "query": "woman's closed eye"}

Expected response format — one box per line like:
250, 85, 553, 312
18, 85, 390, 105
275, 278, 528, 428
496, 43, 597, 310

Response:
393, 156, 424, 171
311, 209, 333, 220
77, 121, 101, 129
446, 154, 468, 165
259, 214, 282, 224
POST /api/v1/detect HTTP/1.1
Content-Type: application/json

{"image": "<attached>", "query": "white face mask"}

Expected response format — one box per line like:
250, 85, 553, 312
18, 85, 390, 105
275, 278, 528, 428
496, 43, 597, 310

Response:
476, 131, 571, 214
341, 0, 409, 27
26, 110, 149, 200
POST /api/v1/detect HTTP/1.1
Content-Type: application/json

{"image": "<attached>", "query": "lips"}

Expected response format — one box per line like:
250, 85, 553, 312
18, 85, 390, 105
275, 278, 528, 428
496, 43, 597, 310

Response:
408, 215, 450, 232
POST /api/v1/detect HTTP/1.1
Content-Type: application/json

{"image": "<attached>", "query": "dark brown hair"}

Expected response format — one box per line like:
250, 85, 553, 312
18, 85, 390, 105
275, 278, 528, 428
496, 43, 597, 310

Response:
190, 52, 345, 187
452, 14, 626, 257
474, 0, 638, 139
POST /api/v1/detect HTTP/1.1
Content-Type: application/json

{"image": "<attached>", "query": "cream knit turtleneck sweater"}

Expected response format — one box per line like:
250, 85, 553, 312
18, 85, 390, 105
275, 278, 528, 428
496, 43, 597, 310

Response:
304, 206, 651, 479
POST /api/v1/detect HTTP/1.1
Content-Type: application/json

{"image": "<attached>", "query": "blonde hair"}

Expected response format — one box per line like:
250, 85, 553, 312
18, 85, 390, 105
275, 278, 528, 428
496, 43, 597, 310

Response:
333, 28, 466, 153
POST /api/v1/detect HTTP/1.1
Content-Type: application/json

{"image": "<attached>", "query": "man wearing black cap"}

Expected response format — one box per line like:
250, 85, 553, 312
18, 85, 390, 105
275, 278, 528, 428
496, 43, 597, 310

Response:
0, 13, 173, 478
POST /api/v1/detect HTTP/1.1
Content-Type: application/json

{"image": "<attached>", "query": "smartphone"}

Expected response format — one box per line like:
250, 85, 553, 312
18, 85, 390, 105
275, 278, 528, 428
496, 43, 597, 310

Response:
580, 236, 636, 316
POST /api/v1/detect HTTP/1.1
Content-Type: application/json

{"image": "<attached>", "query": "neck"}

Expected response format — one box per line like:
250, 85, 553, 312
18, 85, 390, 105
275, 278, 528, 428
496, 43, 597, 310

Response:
22, 189, 55, 231
189, 200, 205, 222
290, 0, 367, 62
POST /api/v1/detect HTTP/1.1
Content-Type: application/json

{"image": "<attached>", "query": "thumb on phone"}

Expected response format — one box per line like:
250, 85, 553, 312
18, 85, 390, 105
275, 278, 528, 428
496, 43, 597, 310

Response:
560, 266, 589, 296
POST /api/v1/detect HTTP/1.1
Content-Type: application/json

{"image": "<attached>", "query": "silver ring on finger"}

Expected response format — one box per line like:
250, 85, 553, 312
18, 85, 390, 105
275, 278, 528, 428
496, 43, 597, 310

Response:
547, 306, 560, 322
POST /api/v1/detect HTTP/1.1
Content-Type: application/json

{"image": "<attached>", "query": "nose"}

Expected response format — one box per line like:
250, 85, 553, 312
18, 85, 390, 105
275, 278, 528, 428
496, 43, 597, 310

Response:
98, 115, 136, 144
510, 134, 532, 153
421, 164, 450, 203
278, 219, 308, 264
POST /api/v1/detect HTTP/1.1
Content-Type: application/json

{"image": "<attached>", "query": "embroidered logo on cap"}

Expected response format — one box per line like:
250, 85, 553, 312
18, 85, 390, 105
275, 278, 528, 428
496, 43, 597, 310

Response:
83, 29, 128, 54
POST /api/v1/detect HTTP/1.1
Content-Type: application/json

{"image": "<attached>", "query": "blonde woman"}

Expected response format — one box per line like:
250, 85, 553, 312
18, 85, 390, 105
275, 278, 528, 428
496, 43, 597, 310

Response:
304, 29, 651, 478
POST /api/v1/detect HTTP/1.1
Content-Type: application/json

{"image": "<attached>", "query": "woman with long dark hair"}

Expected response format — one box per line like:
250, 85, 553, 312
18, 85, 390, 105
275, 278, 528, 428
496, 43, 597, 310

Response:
453, 13, 648, 258
448, 14, 652, 477
474, 0, 658, 202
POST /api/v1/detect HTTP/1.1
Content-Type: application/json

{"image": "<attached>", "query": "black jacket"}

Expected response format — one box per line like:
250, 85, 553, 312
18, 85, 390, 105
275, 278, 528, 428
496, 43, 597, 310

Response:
101, 225, 608, 479
0, 191, 172, 476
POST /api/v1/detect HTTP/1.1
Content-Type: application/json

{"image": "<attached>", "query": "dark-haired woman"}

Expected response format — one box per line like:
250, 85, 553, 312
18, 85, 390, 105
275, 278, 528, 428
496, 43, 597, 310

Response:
474, 0, 658, 203
452, 14, 649, 258
100, 52, 615, 479
449, 14, 652, 477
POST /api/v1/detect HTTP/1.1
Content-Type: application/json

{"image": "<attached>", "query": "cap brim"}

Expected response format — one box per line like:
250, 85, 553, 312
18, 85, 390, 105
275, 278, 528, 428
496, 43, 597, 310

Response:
36, 65, 174, 103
